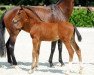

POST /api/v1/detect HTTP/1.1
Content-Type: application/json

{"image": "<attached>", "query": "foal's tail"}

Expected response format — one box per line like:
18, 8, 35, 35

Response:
74, 26, 82, 42
0, 11, 7, 57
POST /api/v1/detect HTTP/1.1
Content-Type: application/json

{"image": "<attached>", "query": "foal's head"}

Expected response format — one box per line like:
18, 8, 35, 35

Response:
12, 6, 29, 29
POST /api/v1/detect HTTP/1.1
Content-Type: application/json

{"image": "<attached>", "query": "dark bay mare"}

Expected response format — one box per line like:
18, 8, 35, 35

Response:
1, 0, 74, 67
12, 6, 82, 73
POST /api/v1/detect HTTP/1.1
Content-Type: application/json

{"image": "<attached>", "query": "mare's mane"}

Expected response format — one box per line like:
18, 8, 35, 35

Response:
24, 4, 66, 22
56, 0, 64, 5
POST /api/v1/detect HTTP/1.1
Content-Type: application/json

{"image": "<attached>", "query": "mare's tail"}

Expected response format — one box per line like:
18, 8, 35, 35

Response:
0, 11, 7, 57
74, 26, 82, 42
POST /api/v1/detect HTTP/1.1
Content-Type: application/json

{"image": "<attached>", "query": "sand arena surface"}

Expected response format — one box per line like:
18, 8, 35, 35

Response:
0, 28, 94, 75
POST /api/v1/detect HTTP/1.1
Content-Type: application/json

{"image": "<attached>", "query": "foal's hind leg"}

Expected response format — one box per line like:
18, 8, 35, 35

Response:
64, 41, 74, 63
71, 39, 82, 69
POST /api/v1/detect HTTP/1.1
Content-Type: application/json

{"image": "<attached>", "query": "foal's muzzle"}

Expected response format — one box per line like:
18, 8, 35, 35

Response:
12, 18, 23, 29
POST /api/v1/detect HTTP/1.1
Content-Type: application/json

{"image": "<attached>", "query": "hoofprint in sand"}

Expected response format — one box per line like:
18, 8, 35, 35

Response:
0, 28, 94, 75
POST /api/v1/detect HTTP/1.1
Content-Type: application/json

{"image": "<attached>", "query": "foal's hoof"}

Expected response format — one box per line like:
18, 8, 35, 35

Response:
14, 66, 20, 69
79, 66, 83, 74
28, 67, 37, 74
65, 70, 70, 75
28, 69, 34, 74
12, 65, 22, 71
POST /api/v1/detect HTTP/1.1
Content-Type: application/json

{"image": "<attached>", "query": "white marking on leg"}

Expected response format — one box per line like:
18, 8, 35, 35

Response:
79, 62, 83, 74
28, 66, 37, 74
28, 69, 34, 74
12, 65, 22, 72
68, 62, 72, 71
79, 62, 83, 70
65, 62, 72, 74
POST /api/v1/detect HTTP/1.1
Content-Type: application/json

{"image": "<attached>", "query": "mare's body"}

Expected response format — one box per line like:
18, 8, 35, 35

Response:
2, 0, 74, 66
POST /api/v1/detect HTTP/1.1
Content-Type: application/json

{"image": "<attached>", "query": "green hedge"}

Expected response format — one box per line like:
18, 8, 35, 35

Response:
0, 7, 94, 27
70, 8, 94, 27
0, 10, 4, 20
0, 6, 12, 20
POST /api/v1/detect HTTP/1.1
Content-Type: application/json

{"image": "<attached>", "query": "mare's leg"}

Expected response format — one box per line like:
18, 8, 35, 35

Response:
29, 38, 40, 73
6, 30, 20, 65
49, 41, 57, 67
6, 38, 12, 64
58, 40, 64, 66
6, 37, 17, 65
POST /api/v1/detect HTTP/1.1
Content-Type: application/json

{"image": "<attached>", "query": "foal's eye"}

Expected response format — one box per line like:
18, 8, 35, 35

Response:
18, 12, 21, 15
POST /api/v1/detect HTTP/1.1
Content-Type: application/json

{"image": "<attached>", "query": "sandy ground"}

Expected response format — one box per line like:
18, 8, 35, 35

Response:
0, 28, 94, 75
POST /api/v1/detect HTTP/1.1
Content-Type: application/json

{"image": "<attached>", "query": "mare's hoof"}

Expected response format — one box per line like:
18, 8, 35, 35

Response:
9, 63, 13, 66
61, 63, 65, 66
8, 61, 12, 65
12, 65, 21, 69
50, 63, 54, 67
56, 62, 64, 67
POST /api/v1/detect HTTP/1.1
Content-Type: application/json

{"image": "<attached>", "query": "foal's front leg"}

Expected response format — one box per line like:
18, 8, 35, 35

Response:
29, 38, 40, 73
71, 39, 83, 71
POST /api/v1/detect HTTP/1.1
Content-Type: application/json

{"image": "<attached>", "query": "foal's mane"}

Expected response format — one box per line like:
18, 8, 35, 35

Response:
56, 0, 64, 5
20, 6, 43, 22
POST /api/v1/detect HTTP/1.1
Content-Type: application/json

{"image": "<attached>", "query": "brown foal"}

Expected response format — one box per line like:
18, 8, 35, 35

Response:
12, 7, 82, 73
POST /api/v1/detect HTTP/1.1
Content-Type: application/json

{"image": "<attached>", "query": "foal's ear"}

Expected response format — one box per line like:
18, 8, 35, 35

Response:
20, 5, 23, 10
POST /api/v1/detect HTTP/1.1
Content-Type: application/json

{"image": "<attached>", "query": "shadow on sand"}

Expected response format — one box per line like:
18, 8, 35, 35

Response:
0, 61, 64, 74
1, 62, 93, 75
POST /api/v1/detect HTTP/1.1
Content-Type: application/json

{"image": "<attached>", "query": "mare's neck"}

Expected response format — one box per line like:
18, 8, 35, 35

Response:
57, 0, 74, 20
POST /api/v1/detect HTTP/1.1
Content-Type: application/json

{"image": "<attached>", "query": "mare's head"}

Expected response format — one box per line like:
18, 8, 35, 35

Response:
12, 6, 30, 29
